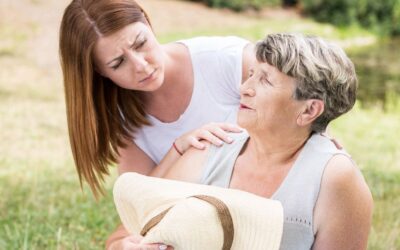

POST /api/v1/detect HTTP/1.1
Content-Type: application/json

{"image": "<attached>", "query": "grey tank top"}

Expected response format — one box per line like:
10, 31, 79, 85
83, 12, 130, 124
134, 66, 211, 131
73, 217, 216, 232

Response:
199, 131, 350, 250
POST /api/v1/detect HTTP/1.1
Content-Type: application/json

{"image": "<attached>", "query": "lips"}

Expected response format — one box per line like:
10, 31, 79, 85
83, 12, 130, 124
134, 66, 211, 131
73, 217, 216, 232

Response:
139, 69, 157, 83
240, 103, 253, 110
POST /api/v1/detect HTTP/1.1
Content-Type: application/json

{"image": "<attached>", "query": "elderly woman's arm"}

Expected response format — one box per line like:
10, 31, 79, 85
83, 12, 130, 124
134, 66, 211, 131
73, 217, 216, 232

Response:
312, 154, 373, 250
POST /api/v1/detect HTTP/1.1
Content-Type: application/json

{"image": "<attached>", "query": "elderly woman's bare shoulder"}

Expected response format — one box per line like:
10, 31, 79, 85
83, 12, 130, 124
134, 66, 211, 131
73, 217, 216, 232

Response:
312, 154, 373, 249
319, 154, 372, 205
322, 154, 371, 192
324, 154, 362, 182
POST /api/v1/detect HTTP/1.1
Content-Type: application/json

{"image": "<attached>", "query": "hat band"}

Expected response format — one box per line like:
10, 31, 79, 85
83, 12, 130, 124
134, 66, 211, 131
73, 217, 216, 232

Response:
141, 194, 234, 250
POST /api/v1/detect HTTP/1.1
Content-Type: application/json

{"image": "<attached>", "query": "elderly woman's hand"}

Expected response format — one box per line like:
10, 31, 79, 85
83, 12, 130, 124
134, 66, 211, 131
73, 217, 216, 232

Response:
173, 122, 243, 155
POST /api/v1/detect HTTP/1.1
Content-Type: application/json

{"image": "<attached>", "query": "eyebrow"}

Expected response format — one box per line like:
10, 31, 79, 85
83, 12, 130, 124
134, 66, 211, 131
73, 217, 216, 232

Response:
106, 32, 142, 66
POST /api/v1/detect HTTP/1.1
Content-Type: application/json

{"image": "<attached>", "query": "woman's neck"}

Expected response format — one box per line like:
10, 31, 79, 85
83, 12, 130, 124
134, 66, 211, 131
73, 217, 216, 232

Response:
244, 128, 310, 171
143, 43, 193, 122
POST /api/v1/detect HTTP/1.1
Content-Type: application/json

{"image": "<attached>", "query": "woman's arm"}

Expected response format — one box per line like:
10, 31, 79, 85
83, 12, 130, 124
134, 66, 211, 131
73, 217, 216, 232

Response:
107, 143, 169, 250
106, 225, 129, 250
108, 123, 241, 249
118, 140, 157, 175
118, 122, 241, 177
106, 225, 168, 250
163, 142, 211, 182
313, 154, 373, 250
106, 142, 211, 250
118, 138, 183, 178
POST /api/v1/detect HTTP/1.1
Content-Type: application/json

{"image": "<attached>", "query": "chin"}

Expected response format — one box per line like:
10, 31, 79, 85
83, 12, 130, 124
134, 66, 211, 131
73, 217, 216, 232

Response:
151, 69, 165, 89
237, 115, 252, 130
143, 73, 164, 92
150, 78, 165, 91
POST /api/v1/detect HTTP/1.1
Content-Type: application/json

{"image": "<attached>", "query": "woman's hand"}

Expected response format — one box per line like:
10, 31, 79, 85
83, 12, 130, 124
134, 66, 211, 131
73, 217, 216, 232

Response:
174, 122, 243, 155
108, 234, 173, 250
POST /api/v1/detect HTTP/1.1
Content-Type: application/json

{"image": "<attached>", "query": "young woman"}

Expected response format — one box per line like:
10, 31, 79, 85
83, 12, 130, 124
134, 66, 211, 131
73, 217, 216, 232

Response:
59, 0, 253, 249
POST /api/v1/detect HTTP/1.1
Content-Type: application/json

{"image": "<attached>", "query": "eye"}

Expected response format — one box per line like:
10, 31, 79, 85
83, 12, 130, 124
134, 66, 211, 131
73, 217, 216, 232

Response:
135, 39, 147, 49
248, 69, 254, 77
111, 58, 124, 70
260, 72, 272, 85
261, 76, 272, 86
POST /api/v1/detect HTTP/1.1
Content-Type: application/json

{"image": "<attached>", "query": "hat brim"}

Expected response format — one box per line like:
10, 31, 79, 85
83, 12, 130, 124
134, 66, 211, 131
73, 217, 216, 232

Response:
114, 172, 283, 250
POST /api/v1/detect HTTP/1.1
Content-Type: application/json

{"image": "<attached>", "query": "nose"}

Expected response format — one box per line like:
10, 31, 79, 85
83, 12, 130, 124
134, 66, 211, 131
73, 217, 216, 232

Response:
240, 79, 256, 97
126, 50, 149, 72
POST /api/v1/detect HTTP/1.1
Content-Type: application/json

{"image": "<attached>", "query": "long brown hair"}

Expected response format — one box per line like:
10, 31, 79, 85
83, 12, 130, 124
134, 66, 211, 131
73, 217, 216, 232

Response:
59, 0, 152, 197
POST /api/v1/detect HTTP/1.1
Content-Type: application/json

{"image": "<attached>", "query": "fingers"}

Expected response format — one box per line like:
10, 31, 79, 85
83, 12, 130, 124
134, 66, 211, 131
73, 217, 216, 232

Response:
196, 129, 224, 146
158, 245, 168, 250
187, 136, 207, 150
216, 123, 243, 133
124, 234, 143, 243
139, 243, 170, 250
201, 123, 243, 144
174, 123, 243, 154
187, 124, 236, 148
320, 132, 343, 150
117, 235, 172, 250
121, 241, 168, 250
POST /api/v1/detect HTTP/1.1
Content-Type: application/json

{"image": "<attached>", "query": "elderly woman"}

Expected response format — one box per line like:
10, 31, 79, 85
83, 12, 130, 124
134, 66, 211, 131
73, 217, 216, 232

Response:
163, 33, 373, 249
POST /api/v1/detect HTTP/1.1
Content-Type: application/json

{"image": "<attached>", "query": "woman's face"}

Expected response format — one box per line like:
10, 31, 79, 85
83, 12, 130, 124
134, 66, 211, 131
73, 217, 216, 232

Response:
237, 61, 304, 132
93, 22, 165, 91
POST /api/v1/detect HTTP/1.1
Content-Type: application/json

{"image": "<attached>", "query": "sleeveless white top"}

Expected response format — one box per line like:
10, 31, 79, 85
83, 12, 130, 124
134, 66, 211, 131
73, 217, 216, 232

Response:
200, 131, 351, 250
133, 36, 249, 163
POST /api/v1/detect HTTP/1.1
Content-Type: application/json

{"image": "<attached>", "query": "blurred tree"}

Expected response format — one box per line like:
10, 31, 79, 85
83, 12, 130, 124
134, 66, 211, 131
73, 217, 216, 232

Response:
187, 0, 281, 11
283, 0, 298, 7
302, 0, 400, 36
187, 0, 399, 36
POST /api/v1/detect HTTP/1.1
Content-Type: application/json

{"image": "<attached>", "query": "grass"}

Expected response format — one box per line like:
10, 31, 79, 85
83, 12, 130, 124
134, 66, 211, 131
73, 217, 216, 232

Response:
330, 104, 400, 249
331, 103, 400, 172
0, 1, 399, 249
157, 14, 376, 47
0, 37, 120, 248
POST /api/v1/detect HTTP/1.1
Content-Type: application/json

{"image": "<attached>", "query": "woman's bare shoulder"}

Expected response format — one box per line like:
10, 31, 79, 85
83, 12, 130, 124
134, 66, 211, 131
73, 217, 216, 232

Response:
313, 154, 373, 249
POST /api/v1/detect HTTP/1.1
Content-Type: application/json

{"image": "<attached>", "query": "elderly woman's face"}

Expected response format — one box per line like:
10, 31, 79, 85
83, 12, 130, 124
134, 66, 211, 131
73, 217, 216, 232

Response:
238, 61, 304, 132
93, 22, 165, 91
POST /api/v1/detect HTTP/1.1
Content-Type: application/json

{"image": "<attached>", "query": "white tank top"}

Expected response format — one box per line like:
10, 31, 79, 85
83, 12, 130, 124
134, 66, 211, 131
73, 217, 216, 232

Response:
133, 36, 249, 163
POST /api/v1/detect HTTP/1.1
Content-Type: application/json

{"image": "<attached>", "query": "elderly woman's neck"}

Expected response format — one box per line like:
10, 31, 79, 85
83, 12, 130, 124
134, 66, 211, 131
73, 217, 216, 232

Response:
245, 128, 311, 168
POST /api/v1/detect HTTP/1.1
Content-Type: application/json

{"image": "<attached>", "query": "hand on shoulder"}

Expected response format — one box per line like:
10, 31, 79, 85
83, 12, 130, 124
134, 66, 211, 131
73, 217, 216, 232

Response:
173, 122, 243, 155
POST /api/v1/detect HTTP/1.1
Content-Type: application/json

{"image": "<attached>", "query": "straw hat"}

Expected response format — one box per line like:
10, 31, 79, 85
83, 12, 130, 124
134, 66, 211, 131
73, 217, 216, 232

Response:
113, 173, 283, 250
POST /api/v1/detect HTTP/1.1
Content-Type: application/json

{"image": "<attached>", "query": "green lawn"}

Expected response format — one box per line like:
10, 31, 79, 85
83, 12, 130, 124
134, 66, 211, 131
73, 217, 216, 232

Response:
0, 2, 399, 249
330, 104, 400, 249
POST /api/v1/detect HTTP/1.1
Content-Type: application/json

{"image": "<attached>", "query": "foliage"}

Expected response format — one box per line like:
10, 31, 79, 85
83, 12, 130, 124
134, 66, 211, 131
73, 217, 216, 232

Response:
347, 38, 400, 110
330, 104, 400, 249
302, 0, 400, 36
188, 0, 280, 11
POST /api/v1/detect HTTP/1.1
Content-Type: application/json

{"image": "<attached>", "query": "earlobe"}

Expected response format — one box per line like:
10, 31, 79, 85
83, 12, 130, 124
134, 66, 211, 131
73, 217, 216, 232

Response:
297, 99, 324, 126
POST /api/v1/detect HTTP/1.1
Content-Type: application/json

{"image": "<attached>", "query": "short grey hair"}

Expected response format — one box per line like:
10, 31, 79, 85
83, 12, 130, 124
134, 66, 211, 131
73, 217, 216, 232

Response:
256, 33, 357, 132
